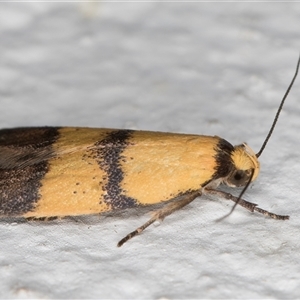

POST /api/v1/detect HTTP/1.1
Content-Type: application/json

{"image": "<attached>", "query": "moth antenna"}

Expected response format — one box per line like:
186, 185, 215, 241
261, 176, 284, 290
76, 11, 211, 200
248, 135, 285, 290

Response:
256, 53, 300, 158
219, 55, 300, 221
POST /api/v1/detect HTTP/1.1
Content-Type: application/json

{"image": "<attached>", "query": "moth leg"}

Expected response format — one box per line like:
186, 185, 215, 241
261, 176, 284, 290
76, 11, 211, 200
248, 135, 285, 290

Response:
117, 190, 201, 247
204, 188, 289, 220
204, 189, 257, 212
26, 216, 59, 221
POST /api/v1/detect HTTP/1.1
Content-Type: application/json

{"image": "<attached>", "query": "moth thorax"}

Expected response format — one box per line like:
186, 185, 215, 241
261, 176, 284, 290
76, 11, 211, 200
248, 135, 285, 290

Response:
225, 143, 260, 187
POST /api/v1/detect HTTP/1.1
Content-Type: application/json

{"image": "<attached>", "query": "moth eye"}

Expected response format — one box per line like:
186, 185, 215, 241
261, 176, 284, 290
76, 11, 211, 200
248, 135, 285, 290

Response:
234, 172, 243, 181
226, 169, 252, 187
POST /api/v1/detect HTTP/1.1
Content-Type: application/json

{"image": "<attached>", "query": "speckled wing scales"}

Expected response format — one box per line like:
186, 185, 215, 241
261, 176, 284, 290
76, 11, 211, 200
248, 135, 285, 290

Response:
0, 127, 60, 217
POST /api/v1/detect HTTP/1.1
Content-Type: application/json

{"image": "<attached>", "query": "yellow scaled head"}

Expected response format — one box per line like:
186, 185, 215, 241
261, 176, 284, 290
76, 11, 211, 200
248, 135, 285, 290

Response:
224, 143, 260, 187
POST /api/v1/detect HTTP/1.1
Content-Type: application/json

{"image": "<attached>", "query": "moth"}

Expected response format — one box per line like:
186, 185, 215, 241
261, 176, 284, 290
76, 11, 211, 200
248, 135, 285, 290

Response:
0, 55, 298, 247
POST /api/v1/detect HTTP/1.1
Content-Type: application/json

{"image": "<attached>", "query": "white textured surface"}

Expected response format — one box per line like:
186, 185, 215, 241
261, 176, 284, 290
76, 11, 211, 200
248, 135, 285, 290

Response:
0, 3, 300, 299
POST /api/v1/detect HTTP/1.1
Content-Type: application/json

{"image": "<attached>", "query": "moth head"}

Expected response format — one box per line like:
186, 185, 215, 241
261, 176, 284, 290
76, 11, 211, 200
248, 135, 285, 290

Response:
225, 143, 260, 187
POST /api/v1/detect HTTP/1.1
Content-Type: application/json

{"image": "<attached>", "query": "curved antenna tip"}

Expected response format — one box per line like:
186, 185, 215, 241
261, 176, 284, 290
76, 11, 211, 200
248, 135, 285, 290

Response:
256, 53, 300, 158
